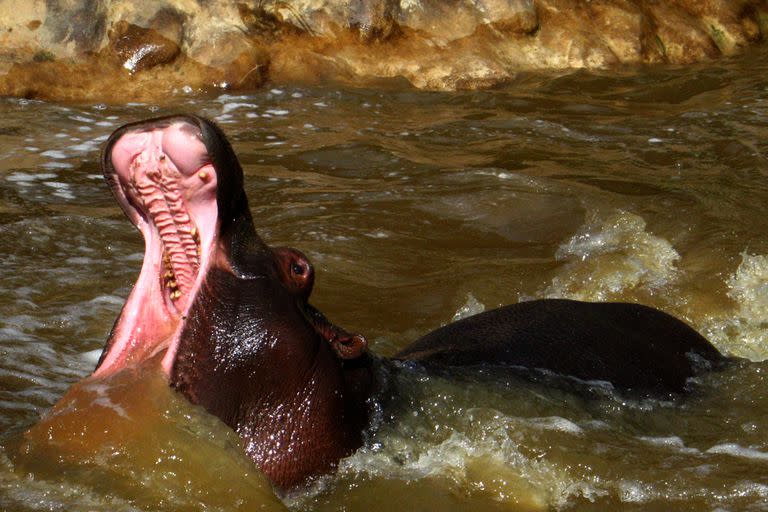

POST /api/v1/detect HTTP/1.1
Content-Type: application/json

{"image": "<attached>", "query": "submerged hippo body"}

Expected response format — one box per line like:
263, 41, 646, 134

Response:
95, 115, 726, 490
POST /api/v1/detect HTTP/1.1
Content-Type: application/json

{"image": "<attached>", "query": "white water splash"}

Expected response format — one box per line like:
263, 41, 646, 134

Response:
452, 292, 486, 321
335, 402, 611, 510
702, 252, 768, 360
544, 210, 679, 301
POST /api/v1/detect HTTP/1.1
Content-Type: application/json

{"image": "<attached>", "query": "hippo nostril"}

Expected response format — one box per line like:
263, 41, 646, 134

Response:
331, 333, 368, 360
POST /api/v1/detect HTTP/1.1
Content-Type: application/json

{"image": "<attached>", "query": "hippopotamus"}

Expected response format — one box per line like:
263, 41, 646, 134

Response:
94, 114, 728, 490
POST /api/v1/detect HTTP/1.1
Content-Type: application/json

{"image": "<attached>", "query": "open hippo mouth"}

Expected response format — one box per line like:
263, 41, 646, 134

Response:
112, 128, 214, 313
94, 115, 366, 380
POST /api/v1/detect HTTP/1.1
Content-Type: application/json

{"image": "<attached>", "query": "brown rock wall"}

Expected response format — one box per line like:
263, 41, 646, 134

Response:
0, 0, 765, 100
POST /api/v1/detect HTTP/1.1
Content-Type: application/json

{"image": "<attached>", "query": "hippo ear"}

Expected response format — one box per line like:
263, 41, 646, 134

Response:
330, 333, 368, 360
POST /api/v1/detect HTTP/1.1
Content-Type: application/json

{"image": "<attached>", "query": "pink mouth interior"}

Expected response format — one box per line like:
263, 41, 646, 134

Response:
94, 122, 219, 378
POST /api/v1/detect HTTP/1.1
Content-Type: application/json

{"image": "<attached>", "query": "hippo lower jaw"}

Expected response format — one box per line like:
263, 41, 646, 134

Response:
95, 118, 220, 378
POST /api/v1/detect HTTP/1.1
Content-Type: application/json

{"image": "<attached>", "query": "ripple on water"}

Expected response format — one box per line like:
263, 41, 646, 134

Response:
2, 64, 768, 511
0, 447, 143, 512
0, 338, 86, 429
289, 367, 616, 511
0, 218, 137, 429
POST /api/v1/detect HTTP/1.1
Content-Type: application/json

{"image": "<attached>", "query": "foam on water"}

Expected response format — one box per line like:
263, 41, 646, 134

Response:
326, 372, 609, 511
68, 139, 102, 153
543, 210, 680, 301
39, 149, 67, 159
337, 415, 573, 509
451, 292, 485, 322
706, 443, 768, 461
221, 102, 257, 114
334, 404, 768, 509
294, 349, 768, 510
43, 181, 75, 199
618, 480, 657, 503
637, 436, 700, 455
40, 161, 74, 170
6, 172, 58, 182
81, 348, 103, 366
527, 416, 583, 435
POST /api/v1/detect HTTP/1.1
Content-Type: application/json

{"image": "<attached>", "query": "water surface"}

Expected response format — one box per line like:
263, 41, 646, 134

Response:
1, 48, 768, 510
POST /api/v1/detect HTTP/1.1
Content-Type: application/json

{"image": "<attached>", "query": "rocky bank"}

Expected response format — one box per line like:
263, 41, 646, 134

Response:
0, 0, 766, 101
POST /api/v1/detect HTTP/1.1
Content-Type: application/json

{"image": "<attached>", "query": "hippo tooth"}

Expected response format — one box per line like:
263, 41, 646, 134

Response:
198, 171, 208, 181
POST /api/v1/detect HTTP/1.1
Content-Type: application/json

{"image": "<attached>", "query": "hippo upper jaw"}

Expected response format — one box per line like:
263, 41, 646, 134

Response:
95, 115, 230, 378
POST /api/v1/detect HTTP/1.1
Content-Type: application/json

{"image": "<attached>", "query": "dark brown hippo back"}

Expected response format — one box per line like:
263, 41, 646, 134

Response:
395, 299, 727, 395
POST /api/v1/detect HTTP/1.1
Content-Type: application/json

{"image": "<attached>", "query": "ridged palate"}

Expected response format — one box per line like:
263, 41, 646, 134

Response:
129, 149, 199, 298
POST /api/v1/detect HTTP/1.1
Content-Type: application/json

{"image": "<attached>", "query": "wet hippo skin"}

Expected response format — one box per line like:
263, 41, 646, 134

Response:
95, 115, 727, 490
96, 114, 369, 489
395, 299, 727, 394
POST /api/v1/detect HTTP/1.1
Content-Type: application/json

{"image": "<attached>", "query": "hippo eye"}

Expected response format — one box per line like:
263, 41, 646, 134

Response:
292, 263, 305, 276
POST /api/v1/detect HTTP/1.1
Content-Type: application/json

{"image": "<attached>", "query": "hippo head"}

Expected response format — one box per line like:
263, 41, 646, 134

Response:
95, 115, 370, 488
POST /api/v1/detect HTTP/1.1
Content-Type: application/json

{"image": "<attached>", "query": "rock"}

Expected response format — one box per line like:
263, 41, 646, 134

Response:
107, 21, 181, 73
586, 0, 646, 64
482, 0, 539, 35
0, 0, 766, 100
533, 0, 621, 69
42, 0, 109, 55
349, 0, 400, 42
645, 2, 721, 63
674, 0, 751, 54
0, 0, 268, 101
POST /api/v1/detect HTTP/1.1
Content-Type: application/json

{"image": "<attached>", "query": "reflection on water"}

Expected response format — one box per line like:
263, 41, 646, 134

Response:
1, 48, 768, 510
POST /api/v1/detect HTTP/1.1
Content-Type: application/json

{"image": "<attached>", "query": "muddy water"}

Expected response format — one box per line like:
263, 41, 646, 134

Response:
2, 48, 768, 511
